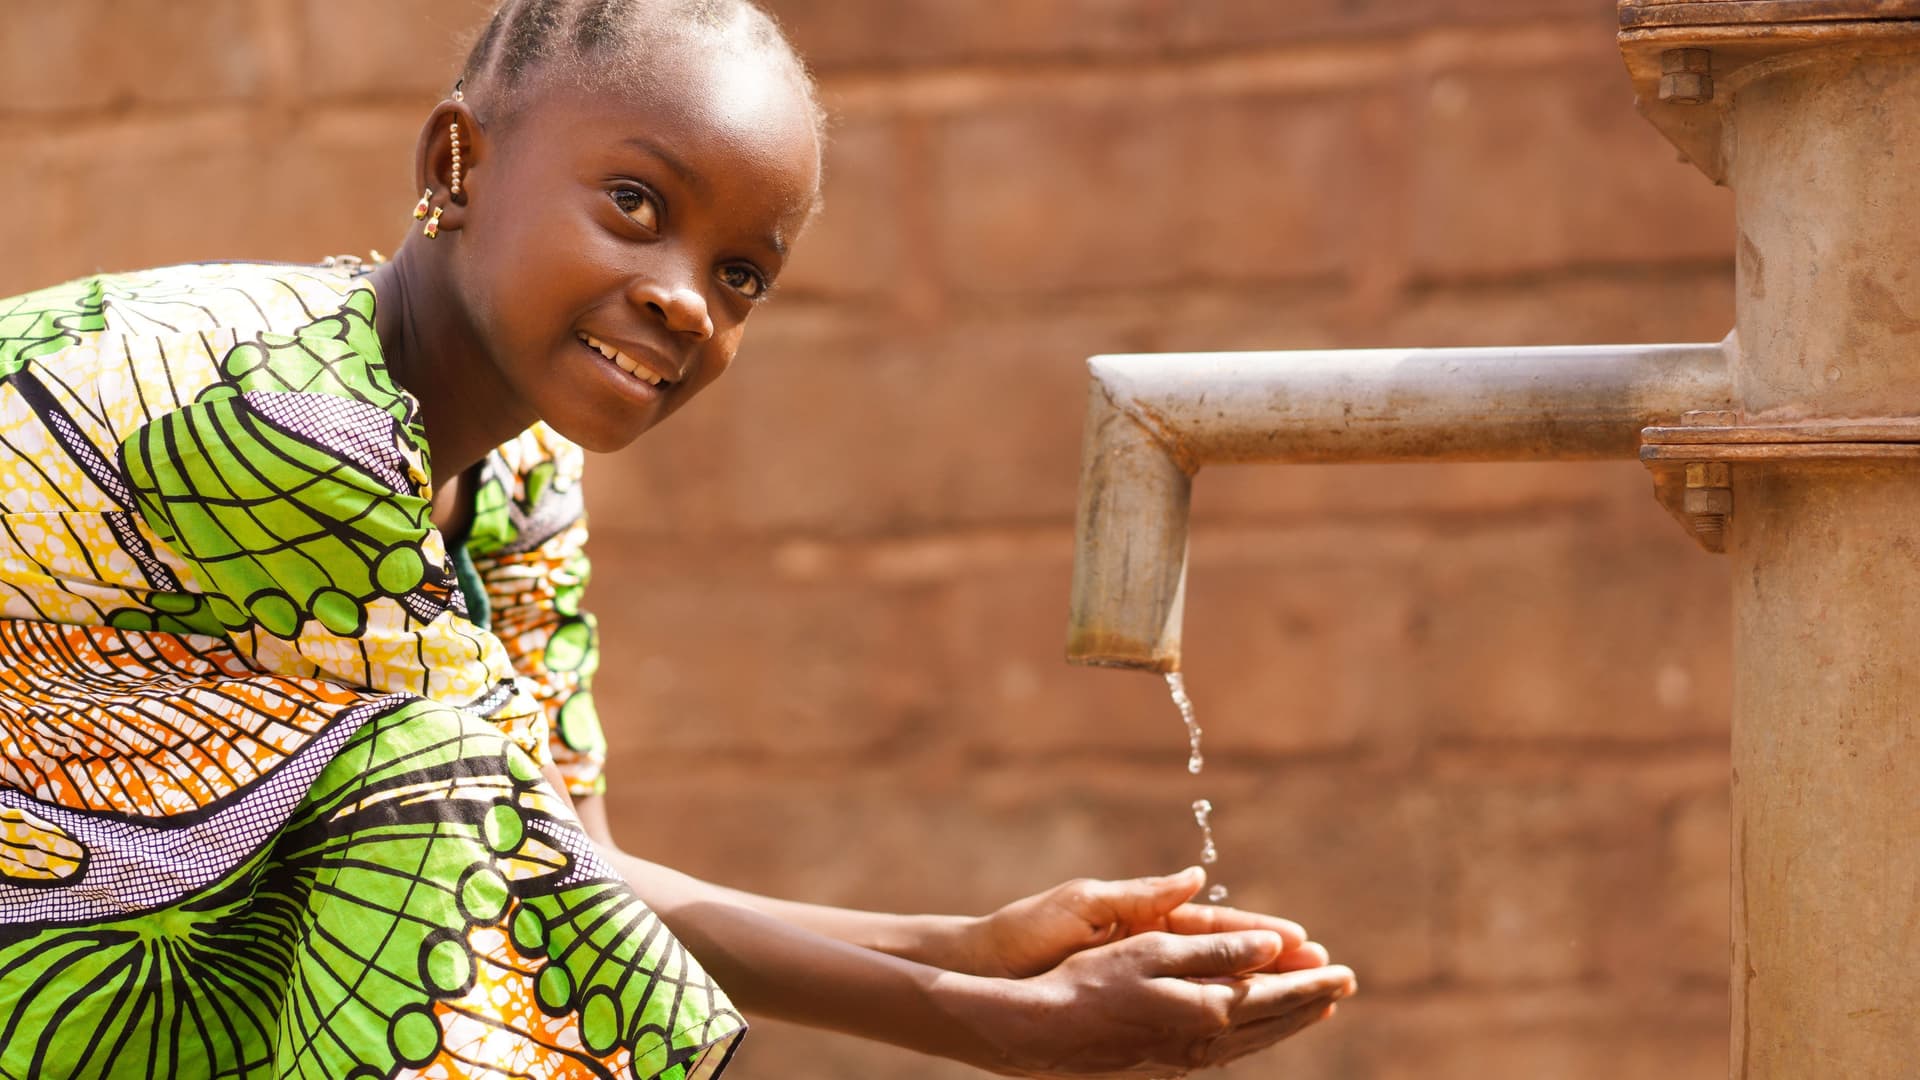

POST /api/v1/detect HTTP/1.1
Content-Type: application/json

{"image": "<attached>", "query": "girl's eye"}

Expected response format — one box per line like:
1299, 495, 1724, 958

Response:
610, 187, 660, 230
718, 264, 770, 300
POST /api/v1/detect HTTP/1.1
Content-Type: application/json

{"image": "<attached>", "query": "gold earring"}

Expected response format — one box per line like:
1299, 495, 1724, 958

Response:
423, 206, 443, 239
449, 122, 463, 199
413, 188, 433, 220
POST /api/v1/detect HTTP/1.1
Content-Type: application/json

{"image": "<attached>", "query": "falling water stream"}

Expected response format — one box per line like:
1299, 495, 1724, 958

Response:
1191, 799, 1220, 865
1166, 673, 1228, 904
1167, 671, 1204, 774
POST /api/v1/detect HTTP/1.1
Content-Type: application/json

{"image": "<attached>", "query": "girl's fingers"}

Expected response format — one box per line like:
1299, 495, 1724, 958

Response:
1261, 941, 1331, 973
1209, 965, 1356, 1023
1071, 868, 1205, 929
1161, 903, 1308, 951
1144, 930, 1287, 977
1199, 997, 1343, 1066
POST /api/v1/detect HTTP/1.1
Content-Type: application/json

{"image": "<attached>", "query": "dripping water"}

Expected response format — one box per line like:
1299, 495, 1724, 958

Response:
1192, 798, 1219, 864
1190, 800, 1229, 904
1166, 671, 1203, 775
1168, 673, 1228, 904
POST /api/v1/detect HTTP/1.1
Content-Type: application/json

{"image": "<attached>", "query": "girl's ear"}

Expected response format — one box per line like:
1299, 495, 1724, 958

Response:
412, 98, 488, 236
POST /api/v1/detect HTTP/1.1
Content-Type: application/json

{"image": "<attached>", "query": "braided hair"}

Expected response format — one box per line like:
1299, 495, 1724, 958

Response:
459, 0, 824, 137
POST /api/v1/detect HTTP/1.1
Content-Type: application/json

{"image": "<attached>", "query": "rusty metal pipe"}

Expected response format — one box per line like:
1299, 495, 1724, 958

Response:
1722, 39, 1920, 1079
1625, 11, 1920, 1071
1067, 340, 1733, 671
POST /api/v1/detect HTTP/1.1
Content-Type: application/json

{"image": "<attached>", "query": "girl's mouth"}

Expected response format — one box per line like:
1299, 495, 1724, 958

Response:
578, 332, 671, 389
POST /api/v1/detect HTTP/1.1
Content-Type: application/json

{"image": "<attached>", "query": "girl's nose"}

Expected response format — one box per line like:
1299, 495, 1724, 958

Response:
627, 272, 714, 342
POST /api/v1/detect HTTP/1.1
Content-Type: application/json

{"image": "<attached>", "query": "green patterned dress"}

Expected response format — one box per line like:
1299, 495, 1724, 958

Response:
0, 262, 743, 1079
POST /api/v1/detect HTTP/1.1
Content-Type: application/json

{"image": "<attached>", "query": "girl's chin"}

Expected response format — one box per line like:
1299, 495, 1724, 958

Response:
528, 351, 676, 450
535, 399, 669, 454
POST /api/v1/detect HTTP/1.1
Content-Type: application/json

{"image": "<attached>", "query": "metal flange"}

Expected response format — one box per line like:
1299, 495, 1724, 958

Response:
1618, 2, 1920, 182
1621, 1, 1920, 31
1641, 415, 1920, 552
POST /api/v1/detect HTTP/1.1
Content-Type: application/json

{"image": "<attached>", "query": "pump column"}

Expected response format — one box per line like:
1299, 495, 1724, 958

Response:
1726, 44, 1920, 1077
1623, 6, 1920, 1072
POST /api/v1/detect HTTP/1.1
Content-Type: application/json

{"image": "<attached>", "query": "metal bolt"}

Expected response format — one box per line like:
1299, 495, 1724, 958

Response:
1685, 462, 1729, 488
1684, 461, 1732, 549
1660, 49, 1714, 105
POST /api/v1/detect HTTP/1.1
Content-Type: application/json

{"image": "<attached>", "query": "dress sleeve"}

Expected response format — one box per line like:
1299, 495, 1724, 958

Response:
461, 425, 608, 798
116, 293, 550, 763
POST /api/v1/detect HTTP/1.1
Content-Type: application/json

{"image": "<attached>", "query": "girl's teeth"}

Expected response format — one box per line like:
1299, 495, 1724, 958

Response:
580, 333, 665, 387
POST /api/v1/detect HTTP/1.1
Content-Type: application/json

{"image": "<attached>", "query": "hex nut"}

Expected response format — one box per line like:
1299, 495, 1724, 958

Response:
1684, 487, 1733, 515
1660, 49, 1714, 105
1662, 72, 1714, 104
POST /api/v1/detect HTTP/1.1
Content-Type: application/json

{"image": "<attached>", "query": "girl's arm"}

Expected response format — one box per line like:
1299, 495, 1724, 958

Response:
572, 789, 1331, 981
572, 791, 974, 966
568, 780, 1353, 1073
593, 840, 1356, 1077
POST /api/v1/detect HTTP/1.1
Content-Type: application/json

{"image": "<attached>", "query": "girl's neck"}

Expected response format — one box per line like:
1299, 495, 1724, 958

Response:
367, 242, 537, 491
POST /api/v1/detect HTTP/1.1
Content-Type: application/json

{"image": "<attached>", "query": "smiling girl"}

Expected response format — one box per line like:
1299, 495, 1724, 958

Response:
0, 2, 1352, 1077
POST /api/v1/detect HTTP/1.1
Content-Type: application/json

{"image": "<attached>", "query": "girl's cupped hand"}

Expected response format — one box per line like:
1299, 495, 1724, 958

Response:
962, 867, 1333, 979
962, 928, 1356, 1077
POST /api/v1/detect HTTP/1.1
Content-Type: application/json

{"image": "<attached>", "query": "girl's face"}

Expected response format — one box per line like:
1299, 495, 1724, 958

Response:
452, 48, 820, 452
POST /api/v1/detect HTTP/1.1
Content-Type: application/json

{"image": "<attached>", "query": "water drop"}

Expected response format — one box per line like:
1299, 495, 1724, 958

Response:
1167, 672, 1203, 775
1192, 798, 1221, 866
1173, 678, 1228, 903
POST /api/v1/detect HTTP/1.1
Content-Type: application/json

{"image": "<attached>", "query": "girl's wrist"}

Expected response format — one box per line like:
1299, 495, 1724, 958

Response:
925, 969, 1056, 1077
877, 912, 989, 973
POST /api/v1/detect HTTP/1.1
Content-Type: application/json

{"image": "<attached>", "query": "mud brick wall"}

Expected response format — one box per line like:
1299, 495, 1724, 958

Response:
1, 2, 1735, 1076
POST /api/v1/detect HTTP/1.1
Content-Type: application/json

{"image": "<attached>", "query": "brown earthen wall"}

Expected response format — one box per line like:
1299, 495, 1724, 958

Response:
0, 2, 1736, 1076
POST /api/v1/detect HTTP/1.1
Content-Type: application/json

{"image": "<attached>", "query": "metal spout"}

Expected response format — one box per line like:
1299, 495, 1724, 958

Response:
1066, 339, 1734, 671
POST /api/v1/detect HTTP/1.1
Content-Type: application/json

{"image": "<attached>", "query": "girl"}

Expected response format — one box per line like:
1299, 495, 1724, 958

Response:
0, 1, 1354, 1077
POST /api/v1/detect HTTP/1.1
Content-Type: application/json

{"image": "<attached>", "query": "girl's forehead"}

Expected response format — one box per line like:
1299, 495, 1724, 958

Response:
497, 59, 819, 238
520, 49, 819, 184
